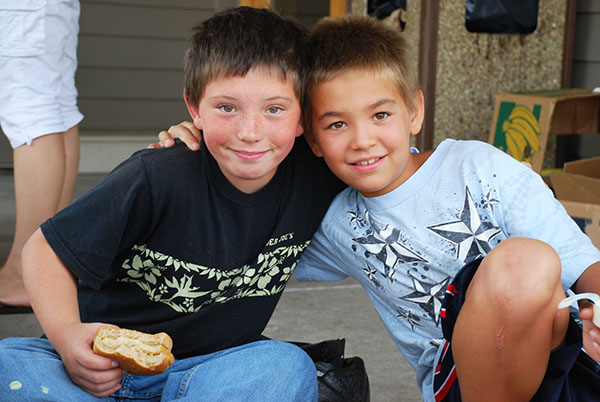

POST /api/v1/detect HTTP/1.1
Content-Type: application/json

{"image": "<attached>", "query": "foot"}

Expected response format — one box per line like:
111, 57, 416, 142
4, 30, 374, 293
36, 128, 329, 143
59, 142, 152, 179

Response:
0, 265, 31, 308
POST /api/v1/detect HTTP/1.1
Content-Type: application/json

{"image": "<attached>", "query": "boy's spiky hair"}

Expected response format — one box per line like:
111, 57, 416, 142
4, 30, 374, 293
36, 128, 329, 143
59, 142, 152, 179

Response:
306, 15, 420, 122
184, 6, 309, 107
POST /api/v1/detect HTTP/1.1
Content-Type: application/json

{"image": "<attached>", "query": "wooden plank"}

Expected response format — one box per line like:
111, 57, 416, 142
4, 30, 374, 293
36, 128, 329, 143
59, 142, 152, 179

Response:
77, 36, 187, 70
330, 0, 346, 16
78, 99, 189, 130
417, 0, 438, 151
240, 0, 270, 8
80, 3, 214, 39
562, 0, 577, 87
76, 68, 184, 99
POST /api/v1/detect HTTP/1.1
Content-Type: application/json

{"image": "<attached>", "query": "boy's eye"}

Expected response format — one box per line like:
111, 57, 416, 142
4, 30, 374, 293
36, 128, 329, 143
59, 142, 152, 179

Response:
267, 106, 283, 114
328, 121, 346, 130
373, 112, 389, 121
219, 104, 235, 113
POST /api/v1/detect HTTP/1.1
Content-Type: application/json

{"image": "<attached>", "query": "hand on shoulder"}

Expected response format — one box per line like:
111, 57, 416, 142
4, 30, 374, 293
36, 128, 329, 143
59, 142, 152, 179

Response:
148, 121, 202, 151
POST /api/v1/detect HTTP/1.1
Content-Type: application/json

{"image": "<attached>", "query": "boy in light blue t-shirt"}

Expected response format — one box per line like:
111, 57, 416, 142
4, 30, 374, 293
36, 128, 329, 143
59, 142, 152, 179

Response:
295, 15, 600, 402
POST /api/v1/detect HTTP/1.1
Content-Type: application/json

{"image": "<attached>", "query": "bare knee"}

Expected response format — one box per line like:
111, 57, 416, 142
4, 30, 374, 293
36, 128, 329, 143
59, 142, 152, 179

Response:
470, 238, 562, 315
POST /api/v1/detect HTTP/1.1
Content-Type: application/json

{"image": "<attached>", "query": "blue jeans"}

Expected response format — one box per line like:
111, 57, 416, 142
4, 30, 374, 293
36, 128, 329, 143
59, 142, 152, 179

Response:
0, 337, 317, 401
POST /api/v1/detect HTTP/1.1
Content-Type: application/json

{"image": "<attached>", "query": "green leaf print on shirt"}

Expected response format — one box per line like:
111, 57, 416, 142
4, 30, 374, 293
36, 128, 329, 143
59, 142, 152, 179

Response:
119, 241, 308, 313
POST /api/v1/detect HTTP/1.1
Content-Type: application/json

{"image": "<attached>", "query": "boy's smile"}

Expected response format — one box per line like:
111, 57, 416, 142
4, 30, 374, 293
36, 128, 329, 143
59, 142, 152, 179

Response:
308, 69, 425, 198
186, 67, 303, 193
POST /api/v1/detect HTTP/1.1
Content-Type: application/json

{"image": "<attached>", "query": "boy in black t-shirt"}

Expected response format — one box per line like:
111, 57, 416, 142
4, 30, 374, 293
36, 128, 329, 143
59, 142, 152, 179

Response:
0, 7, 342, 401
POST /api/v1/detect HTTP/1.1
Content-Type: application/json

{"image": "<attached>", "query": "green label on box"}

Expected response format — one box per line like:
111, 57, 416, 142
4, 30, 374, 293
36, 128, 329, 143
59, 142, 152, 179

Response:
493, 102, 542, 162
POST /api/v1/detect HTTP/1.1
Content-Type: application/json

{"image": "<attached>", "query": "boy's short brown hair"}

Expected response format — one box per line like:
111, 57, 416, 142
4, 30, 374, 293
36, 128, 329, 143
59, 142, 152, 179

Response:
184, 6, 309, 108
306, 15, 420, 123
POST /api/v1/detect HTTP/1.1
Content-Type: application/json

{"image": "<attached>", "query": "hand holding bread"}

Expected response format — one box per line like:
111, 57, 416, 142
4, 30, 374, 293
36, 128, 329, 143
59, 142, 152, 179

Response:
93, 326, 174, 376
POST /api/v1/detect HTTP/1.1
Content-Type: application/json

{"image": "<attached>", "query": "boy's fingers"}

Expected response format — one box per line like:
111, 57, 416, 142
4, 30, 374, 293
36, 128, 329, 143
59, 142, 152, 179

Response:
167, 121, 202, 150
83, 352, 121, 371
176, 120, 200, 135
579, 305, 594, 321
158, 131, 175, 147
74, 369, 124, 397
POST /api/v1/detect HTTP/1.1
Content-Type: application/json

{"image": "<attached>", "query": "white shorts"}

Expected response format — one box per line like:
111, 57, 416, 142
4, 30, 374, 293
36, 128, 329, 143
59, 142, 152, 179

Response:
0, 0, 84, 148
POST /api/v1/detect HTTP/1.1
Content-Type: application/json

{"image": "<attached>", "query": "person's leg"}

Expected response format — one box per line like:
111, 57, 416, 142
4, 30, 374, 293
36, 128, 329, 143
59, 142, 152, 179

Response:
0, 337, 108, 401
451, 237, 570, 402
151, 340, 317, 402
0, 0, 82, 309
0, 131, 75, 307
58, 124, 80, 210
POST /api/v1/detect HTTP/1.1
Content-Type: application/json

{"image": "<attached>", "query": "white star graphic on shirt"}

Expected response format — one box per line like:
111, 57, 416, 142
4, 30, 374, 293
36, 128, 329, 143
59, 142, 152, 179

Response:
353, 211, 426, 283
402, 275, 449, 326
427, 187, 501, 262
396, 306, 422, 330
362, 262, 377, 280
482, 190, 500, 210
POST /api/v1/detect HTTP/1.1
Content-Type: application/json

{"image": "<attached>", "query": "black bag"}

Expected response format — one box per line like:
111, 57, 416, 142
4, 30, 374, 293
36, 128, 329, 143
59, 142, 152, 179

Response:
465, 0, 539, 34
292, 339, 370, 402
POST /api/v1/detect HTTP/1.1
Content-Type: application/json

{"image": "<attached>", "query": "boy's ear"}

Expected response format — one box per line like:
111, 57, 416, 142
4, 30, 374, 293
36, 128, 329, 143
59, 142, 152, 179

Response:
295, 119, 304, 138
409, 90, 425, 135
183, 91, 203, 130
304, 130, 324, 158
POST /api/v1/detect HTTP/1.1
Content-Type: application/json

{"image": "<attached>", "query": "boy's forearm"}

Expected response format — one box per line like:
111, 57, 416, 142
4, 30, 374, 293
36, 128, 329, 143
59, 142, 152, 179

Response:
22, 229, 81, 346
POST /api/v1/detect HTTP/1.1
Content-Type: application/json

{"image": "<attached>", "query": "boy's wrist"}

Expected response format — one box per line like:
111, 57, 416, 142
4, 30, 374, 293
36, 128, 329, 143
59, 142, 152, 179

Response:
44, 318, 83, 353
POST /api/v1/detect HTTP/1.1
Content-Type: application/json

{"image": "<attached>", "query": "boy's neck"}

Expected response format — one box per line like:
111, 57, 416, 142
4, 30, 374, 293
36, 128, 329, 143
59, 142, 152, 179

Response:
360, 149, 434, 198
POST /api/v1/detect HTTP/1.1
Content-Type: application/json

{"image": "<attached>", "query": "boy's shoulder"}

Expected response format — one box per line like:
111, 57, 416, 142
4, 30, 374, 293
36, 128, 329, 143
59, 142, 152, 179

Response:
441, 138, 518, 166
443, 138, 495, 154
133, 140, 200, 162
127, 141, 203, 173
106, 141, 204, 190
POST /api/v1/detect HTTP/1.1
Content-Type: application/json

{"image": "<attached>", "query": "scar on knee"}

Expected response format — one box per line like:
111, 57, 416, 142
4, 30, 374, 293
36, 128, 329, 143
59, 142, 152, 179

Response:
9, 380, 22, 390
495, 325, 505, 353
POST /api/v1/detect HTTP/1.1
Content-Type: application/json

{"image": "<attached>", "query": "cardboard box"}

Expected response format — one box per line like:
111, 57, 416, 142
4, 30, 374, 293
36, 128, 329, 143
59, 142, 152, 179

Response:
550, 157, 600, 248
489, 88, 600, 172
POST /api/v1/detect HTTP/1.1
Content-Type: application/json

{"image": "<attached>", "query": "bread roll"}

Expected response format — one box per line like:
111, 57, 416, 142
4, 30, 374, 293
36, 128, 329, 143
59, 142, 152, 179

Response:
93, 326, 174, 376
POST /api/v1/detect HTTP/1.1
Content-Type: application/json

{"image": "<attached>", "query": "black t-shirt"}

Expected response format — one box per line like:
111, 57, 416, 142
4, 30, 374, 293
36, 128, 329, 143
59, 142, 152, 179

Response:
41, 137, 344, 358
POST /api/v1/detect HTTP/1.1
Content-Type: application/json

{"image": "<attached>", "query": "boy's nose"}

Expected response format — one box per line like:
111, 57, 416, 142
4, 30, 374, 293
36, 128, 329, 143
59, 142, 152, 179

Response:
237, 115, 261, 142
351, 125, 376, 149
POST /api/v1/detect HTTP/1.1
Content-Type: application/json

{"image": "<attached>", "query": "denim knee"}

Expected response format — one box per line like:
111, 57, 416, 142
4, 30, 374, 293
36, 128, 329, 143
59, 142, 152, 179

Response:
257, 340, 317, 399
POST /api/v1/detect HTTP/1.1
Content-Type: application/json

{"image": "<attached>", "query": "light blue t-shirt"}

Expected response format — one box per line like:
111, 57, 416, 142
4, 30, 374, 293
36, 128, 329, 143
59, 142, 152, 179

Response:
295, 139, 600, 401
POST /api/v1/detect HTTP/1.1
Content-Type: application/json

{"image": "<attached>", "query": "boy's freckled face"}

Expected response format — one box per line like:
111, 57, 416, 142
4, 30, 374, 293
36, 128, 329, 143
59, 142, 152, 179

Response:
190, 68, 303, 193
309, 70, 424, 198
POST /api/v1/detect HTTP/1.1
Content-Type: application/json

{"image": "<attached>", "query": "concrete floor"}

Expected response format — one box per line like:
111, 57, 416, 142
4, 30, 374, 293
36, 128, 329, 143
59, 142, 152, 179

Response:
0, 169, 422, 402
